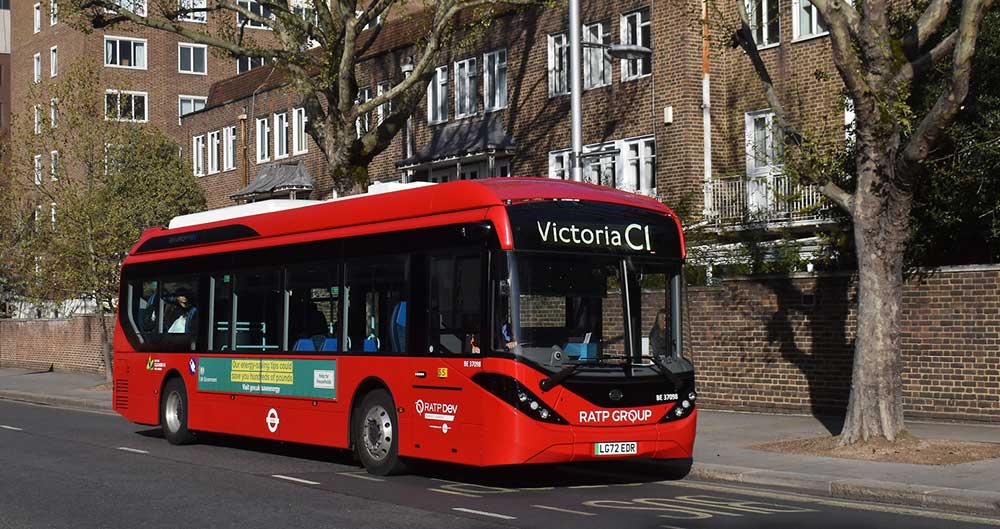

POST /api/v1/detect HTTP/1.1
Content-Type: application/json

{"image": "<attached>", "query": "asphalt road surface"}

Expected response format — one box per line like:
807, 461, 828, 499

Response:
1, 399, 998, 529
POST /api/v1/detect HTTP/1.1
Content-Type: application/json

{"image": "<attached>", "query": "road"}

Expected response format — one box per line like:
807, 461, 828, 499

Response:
0, 399, 997, 529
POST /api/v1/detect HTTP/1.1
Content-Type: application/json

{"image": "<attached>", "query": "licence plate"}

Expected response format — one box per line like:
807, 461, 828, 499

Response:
594, 441, 638, 456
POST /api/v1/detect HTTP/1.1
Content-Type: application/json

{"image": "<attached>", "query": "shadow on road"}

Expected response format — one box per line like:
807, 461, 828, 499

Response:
135, 427, 691, 486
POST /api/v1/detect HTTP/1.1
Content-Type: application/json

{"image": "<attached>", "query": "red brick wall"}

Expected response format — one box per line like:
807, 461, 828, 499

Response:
686, 265, 1000, 423
0, 316, 111, 374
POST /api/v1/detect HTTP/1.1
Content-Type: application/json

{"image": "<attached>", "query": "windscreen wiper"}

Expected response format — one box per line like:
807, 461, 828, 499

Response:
538, 361, 603, 392
638, 354, 684, 390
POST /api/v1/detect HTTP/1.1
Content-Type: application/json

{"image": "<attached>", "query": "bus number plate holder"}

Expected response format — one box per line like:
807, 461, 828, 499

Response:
594, 441, 638, 456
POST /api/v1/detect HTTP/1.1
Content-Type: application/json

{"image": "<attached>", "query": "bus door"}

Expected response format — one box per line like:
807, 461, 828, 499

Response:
407, 252, 485, 463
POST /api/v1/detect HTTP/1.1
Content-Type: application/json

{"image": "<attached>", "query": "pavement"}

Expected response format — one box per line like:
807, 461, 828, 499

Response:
2, 366, 999, 518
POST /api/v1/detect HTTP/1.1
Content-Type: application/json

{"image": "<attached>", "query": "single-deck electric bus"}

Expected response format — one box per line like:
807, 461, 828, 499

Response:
113, 178, 696, 474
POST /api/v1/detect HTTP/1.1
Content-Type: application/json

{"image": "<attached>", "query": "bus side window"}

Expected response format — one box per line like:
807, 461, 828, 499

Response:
126, 279, 159, 347
344, 256, 408, 353
210, 273, 233, 352
287, 263, 341, 352
428, 253, 482, 355
233, 269, 283, 353
160, 277, 201, 351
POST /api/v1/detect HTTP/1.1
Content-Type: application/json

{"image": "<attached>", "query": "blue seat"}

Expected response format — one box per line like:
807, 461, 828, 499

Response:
293, 338, 316, 351
321, 338, 338, 352
390, 301, 407, 352
363, 338, 378, 352
564, 342, 597, 360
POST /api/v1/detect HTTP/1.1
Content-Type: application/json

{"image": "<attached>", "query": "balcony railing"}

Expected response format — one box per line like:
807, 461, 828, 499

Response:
706, 174, 831, 226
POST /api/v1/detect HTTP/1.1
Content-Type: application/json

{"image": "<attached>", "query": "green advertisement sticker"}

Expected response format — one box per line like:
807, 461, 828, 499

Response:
197, 357, 337, 399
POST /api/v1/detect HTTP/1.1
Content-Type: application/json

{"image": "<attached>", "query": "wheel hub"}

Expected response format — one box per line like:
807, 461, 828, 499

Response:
362, 405, 392, 461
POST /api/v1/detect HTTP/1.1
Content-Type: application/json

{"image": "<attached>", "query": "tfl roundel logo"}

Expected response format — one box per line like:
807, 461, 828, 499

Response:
188, 357, 197, 375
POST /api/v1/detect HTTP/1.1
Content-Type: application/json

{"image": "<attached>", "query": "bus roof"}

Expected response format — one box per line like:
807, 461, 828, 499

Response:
127, 178, 683, 260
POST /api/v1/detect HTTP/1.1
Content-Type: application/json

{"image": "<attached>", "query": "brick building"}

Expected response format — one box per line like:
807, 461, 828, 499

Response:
182, 0, 845, 229
8, 0, 280, 195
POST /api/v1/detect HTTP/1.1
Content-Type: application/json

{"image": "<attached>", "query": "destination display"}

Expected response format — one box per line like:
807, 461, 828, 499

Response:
506, 201, 681, 257
196, 357, 337, 399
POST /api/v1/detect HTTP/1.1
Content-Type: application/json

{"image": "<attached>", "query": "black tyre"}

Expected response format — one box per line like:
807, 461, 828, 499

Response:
353, 389, 406, 475
160, 377, 194, 445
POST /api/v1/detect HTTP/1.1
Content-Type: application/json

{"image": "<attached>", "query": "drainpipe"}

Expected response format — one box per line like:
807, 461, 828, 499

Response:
701, 0, 713, 218
569, 0, 583, 182
239, 110, 249, 188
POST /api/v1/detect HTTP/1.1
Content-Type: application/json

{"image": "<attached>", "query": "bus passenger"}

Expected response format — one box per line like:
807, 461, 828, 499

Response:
649, 309, 668, 356
167, 292, 197, 334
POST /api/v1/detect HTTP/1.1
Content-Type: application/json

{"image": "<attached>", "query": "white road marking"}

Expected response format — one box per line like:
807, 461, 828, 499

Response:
452, 508, 517, 520
271, 474, 321, 486
336, 471, 385, 482
116, 447, 149, 454
429, 488, 481, 498
0, 425, 23, 431
659, 480, 1000, 526
568, 484, 609, 489
532, 505, 598, 516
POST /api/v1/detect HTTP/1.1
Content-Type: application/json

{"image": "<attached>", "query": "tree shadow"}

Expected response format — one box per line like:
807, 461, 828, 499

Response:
759, 272, 854, 435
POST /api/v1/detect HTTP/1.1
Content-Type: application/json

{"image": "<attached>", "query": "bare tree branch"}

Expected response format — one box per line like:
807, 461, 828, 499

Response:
902, 0, 998, 165
902, 0, 953, 55
893, 30, 958, 83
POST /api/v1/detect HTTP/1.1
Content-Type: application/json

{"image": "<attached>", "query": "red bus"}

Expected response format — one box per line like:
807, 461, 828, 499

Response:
113, 178, 695, 474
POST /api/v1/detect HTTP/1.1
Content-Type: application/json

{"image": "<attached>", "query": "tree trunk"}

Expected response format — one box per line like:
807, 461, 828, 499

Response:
839, 152, 912, 445
96, 306, 114, 384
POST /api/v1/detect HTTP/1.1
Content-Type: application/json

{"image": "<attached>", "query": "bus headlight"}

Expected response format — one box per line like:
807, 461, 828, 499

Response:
660, 388, 696, 423
472, 373, 567, 424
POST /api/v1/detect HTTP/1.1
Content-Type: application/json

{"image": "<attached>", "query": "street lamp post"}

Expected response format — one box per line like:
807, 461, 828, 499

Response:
567, 0, 652, 182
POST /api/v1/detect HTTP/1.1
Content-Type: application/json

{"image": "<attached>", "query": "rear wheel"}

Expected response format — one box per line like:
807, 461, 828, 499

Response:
353, 389, 406, 475
160, 378, 194, 445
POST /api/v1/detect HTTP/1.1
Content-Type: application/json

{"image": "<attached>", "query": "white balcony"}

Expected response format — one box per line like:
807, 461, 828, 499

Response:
706, 174, 832, 227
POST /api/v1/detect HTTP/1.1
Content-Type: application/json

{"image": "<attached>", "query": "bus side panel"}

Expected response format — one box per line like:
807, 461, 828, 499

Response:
112, 351, 161, 426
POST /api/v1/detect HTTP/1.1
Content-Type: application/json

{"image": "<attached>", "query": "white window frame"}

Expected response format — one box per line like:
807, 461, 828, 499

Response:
237, 56, 266, 74
583, 21, 611, 89
50, 98, 58, 128
237, 0, 273, 29
50, 203, 57, 230
747, 0, 780, 48
745, 109, 781, 176
34, 105, 42, 134
50, 0, 58, 25
427, 66, 448, 124
548, 150, 571, 180
355, 87, 372, 138
50, 46, 58, 77
256, 117, 270, 162
223, 126, 237, 171
178, 0, 207, 23
792, 0, 829, 41
192, 135, 205, 177
34, 3, 41, 33
620, 8, 652, 81
292, 107, 308, 155
547, 33, 569, 96
34, 155, 43, 185
50, 150, 59, 181
206, 130, 220, 174
107, 0, 147, 16
274, 112, 288, 159
620, 136, 656, 195
483, 49, 507, 112
178, 43, 208, 75
454, 57, 478, 119
104, 36, 148, 70
178, 95, 207, 124
104, 90, 149, 123
582, 141, 618, 187
33, 54, 41, 83
376, 81, 391, 124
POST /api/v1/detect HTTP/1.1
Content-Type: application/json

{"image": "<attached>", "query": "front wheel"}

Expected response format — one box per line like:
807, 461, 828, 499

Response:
160, 378, 194, 445
353, 389, 406, 475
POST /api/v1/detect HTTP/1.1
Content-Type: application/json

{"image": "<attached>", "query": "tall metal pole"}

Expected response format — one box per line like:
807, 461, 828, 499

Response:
569, 0, 583, 182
